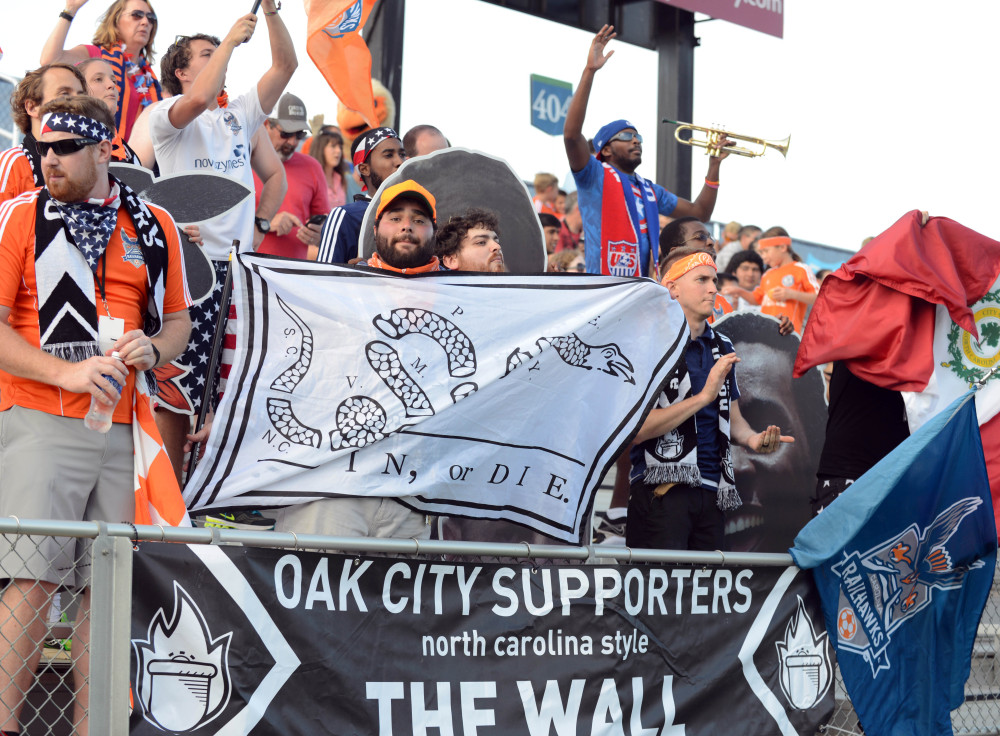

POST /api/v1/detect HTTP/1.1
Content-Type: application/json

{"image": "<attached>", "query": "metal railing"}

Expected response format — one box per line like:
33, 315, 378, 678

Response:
0, 517, 996, 735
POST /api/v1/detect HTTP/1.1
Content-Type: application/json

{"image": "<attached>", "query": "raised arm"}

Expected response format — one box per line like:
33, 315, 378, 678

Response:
255, 0, 298, 115
564, 25, 616, 173
633, 353, 738, 445
250, 126, 287, 250
167, 14, 257, 130
39, 0, 92, 65
669, 142, 730, 222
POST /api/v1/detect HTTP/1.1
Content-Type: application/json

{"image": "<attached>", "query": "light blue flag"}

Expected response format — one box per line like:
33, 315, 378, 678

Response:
790, 390, 997, 735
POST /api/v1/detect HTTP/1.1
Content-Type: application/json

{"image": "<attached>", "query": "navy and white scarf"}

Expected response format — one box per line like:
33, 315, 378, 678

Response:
635, 329, 742, 511
34, 177, 169, 382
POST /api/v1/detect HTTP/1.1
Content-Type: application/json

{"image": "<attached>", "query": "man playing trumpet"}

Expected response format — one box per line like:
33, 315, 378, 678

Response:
564, 25, 730, 279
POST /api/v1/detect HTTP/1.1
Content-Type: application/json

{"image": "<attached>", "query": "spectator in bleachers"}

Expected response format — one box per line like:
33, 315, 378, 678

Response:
436, 208, 505, 273
721, 249, 764, 311
77, 58, 139, 163
539, 212, 561, 255
0, 64, 86, 202
312, 126, 405, 263
532, 172, 560, 218
256, 93, 329, 259
564, 25, 730, 278
402, 124, 449, 158
715, 223, 761, 271
308, 127, 361, 209
41, 0, 165, 141
556, 191, 584, 252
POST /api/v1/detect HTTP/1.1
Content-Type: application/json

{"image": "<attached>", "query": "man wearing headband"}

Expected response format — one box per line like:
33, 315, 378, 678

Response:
627, 245, 792, 551
0, 62, 86, 203
564, 25, 730, 279
150, 4, 296, 479
0, 95, 191, 731
726, 226, 819, 333
312, 126, 405, 264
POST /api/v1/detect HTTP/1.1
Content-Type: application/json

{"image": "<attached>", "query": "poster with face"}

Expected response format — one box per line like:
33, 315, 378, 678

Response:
359, 148, 548, 274
441, 311, 828, 554
713, 311, 828, 553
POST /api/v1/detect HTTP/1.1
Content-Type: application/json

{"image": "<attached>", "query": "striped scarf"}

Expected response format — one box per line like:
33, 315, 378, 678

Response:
100, 43, 163, 138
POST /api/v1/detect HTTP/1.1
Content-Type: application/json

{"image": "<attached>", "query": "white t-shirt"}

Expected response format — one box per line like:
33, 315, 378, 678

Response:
149, 86, 267, 261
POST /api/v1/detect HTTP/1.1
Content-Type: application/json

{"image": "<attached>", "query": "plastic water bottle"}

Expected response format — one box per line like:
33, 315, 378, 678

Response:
84, 351, 124, 433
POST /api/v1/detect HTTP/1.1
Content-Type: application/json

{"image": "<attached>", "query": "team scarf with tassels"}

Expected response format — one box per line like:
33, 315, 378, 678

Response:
99, 43, 163, 139
33, 114, 169, 393
633, 324, 742, 511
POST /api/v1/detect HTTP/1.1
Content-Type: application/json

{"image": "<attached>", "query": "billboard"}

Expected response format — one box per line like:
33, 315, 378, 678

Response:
657, 0, 784, 38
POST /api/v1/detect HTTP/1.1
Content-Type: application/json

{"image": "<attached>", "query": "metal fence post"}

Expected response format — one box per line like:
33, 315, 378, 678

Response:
89, 529, 133, 735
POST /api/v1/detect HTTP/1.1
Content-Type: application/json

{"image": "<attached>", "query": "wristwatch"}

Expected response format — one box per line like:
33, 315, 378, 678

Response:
254, 217, 271, 234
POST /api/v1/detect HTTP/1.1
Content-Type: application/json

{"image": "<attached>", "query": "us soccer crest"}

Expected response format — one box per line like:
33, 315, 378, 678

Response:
606, 240, 639, 277
942, 289, 1000, 386
776, 596, 832, 710
132, 582, 233, 732
830, 497, 985, 676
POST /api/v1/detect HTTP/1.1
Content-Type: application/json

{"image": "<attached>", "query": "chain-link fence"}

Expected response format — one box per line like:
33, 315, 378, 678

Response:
0, 74, 21, 148
0, 519, 996, 735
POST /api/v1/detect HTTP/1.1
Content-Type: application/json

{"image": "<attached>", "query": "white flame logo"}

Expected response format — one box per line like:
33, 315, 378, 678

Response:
776, 596, 832, 710
132, 582, 233, 732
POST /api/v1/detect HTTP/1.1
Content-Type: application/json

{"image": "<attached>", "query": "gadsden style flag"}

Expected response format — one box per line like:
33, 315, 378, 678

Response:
184, 255, 687, 542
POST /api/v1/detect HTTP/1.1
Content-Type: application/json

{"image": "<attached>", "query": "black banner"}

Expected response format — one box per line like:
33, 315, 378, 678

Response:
129, 543, 834, 735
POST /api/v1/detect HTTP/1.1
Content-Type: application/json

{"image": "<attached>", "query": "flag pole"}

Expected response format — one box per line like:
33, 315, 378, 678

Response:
185, 242, 236, 485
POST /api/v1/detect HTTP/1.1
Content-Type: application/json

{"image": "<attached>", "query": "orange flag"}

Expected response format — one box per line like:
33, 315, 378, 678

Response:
132, 377, 190, 526
305, 0, 380, 127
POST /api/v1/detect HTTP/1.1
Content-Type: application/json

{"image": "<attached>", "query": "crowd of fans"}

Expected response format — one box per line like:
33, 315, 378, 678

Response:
0, 4, 871, 730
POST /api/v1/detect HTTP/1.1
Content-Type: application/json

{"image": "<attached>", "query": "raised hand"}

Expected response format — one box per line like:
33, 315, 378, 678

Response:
587, 25, 617, 72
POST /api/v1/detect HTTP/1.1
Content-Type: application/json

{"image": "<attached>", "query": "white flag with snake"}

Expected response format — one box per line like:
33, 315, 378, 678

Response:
184, 254, 688, 542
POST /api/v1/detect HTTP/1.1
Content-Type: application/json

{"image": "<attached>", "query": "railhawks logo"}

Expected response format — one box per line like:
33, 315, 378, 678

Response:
324, 0, 363, 39
121, 231, 144, 268
942, 289, 1000, 386
830, 497, 985, 676
132, 582, 233, 732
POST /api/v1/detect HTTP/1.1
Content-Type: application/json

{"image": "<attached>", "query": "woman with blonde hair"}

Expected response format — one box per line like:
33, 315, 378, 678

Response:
41, 0, 164, 140
309, 128, 362, 209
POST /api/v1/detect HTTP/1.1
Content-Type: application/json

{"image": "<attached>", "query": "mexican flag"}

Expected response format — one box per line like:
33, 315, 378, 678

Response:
794, 210, 1000, 533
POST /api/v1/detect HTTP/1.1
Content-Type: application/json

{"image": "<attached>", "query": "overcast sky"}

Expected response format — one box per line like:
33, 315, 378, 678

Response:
4, 1, 996, 251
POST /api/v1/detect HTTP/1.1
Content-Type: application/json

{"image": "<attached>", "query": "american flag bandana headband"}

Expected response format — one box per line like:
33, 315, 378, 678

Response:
352, 126, 399, 167
40, 112, 113, 143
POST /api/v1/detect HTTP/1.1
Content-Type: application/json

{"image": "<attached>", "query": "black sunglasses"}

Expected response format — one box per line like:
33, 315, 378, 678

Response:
36, 138, 101, 158
278, 129, 308, 141
128, 10, 157, 22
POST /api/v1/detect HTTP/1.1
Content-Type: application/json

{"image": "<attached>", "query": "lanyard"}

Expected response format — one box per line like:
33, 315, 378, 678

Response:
94, 254, 112, 317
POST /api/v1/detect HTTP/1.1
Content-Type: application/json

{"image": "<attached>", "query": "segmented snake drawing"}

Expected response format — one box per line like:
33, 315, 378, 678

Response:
266, 306, 480, 451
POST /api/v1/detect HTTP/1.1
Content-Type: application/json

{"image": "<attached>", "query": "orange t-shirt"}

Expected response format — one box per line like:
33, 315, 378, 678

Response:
752, 261, 819, 333
0, 148, 38, 203
708, 293, 734, 324
0, 191, 191, 422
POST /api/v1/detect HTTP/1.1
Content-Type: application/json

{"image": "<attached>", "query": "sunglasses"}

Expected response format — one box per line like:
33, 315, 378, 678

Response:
682, 231, 714, 245
609, 131, 642, 144
36, 138, 101, 158
127, 10, 157, 22
278, 129, 308, 141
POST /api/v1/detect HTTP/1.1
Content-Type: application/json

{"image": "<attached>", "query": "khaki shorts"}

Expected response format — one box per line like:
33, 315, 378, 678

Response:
0, 406, 134, 587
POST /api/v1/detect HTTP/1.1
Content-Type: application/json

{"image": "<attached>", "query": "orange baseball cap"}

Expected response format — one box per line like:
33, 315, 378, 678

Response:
375, 180, 437, 223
